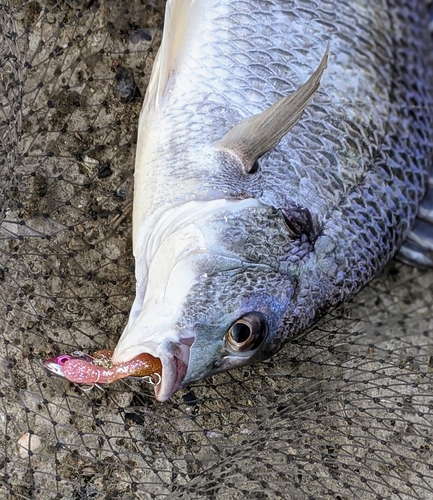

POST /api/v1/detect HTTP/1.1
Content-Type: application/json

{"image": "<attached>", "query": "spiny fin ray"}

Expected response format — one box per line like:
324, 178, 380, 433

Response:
215, 44, 330, 172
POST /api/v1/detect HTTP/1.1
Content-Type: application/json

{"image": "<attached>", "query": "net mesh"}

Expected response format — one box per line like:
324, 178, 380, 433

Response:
1, 1, 433, 499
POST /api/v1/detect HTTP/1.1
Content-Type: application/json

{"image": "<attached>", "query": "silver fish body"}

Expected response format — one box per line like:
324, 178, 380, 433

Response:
112, 0, 433, 400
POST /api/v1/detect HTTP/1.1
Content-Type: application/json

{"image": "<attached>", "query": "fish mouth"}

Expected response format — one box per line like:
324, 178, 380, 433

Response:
112, 336, 193, 402
154, 337, 192, 401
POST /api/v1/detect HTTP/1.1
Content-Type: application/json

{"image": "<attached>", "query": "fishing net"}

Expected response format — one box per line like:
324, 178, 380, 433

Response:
1, 1, 433, 498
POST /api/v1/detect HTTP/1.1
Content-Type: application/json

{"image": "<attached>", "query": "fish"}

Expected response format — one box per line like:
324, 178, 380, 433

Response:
111, 0, 433, 401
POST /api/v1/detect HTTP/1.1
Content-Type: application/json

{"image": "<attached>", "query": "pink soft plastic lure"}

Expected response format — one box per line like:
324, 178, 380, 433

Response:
44, 349, 162, 385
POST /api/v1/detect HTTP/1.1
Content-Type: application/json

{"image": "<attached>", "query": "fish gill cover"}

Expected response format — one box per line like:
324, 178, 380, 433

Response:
0, 0, 433, 499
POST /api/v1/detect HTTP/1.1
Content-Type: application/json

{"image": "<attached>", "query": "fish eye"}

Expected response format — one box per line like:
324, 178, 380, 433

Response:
225, 312, 267, 353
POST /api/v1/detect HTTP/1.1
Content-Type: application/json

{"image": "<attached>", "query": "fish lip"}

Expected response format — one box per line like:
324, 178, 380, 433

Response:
154, 337, 192, 401
154, 351, 188, 402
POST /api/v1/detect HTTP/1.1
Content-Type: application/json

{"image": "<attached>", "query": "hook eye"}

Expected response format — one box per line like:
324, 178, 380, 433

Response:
140, 373, 161, 386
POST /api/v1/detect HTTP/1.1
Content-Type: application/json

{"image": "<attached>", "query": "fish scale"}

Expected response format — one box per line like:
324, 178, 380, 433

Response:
112, 0, 433, 400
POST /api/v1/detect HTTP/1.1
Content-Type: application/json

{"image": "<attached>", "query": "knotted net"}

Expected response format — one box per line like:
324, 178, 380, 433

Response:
1, 1, 433, 498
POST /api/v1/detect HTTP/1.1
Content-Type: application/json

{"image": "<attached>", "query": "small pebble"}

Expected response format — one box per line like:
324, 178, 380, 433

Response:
115, 184, 128, 199
130, 28, 152, 44
114, 67, 141, 102
128, 28, 156, 53
206, 431, 225, 439
81, 155, 99, 167
17, 433, 42, 458
69, 236, 90, 251
182, 391, 198, 406
97, 163, 112, 179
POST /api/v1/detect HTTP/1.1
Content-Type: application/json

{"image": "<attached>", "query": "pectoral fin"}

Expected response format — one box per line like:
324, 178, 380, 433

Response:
143, 0, 203, 112
397, 174, 433, 268
215, 44, 329, 173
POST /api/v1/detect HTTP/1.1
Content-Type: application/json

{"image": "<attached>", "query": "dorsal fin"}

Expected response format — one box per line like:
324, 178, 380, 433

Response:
214, 44, 330, 172
143, 0, 199, 112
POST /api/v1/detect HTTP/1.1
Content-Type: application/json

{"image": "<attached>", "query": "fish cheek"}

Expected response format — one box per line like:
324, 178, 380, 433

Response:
179, 322, 228, 383
181, 262, 297, 382
216, 334, 275, 374
181, 310, 264, 381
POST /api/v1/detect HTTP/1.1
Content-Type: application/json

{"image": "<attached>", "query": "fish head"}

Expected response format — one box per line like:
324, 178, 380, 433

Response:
111, 45, 334, 400
112, 196, 323, 401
